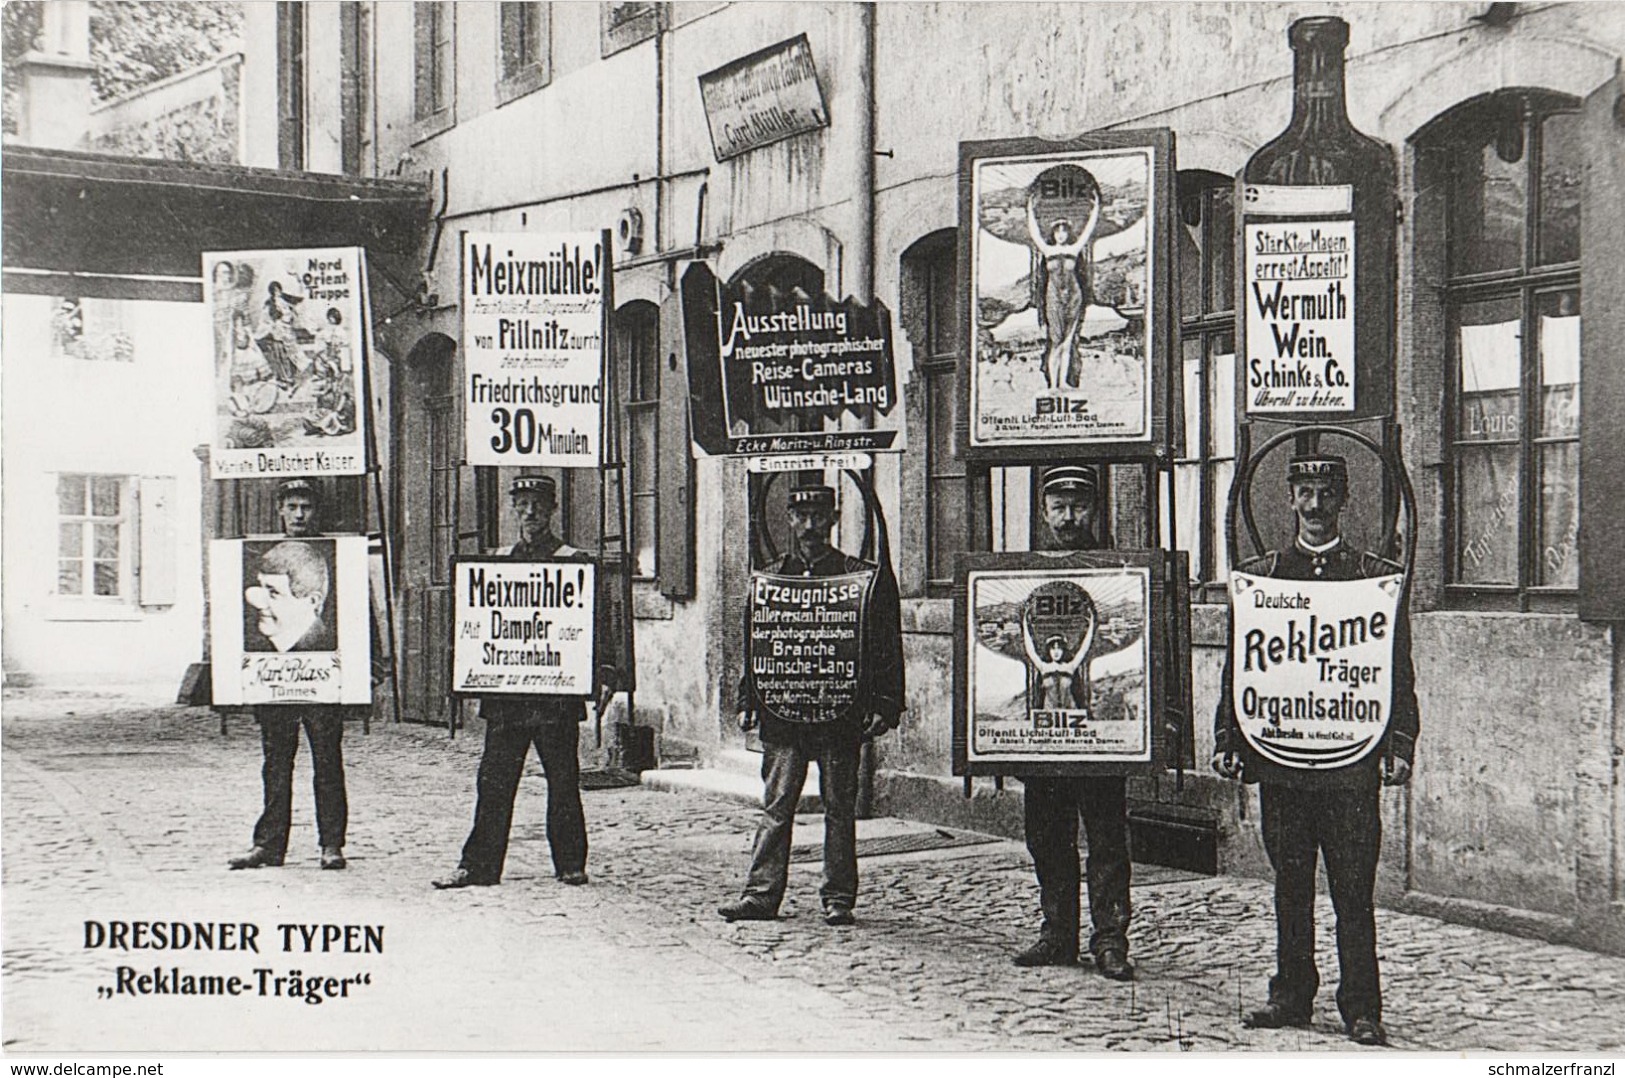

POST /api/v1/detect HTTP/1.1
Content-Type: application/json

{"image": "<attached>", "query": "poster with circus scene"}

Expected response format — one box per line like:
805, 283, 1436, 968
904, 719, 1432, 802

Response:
205, 247, 369, 479
955, 555, 1155, 774
959, 134, 1173, 461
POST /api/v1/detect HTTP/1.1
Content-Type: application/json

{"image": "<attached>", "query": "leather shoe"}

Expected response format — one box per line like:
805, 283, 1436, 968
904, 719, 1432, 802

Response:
557, 870, 589, 886
717, 899, 777, 922
1012, 938, 1078, 967
1242, 1001, 1312, 1029
432, 867, 497, 890
823, 907, 856, 927
1095, 947, 1135, 981
320, 846, 346, 870
227, 846, 283, 870
1348, 1017, 1388, 1046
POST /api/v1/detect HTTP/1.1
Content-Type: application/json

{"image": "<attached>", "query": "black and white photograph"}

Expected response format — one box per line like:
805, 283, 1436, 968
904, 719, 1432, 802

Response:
3, 0, 1625, 1071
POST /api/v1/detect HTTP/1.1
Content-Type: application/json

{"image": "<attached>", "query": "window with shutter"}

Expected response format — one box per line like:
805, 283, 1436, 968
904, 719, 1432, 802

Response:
900, 230, 966, 596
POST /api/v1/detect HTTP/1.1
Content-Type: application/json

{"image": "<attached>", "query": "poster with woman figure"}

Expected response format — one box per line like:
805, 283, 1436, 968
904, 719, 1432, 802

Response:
955, 556, 1156, 773
959, 133, 1174, 461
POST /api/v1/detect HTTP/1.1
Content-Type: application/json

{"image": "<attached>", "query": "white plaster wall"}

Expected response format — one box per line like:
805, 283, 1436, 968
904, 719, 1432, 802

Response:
1, 295, 211, 687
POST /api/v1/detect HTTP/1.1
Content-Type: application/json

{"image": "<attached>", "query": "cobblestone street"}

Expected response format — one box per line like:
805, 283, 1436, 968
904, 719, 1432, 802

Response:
4, 689, 1624, 1054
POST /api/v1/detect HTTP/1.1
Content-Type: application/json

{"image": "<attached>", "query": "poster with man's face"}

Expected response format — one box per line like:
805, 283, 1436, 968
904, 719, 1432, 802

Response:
240, 539, 337, 653
210, 536, 371, 705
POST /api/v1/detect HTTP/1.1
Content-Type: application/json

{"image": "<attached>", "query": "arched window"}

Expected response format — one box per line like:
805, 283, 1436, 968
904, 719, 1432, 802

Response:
1174, 169, 1237, 595
1416, 90, 1581, 603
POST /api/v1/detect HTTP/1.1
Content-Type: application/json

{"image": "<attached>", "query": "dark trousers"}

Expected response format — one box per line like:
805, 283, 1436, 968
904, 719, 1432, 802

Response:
741, 731, 862, 913
458, 719, 587, 882
252, 709, 347, 857
1260, 779, 1383, 1026
1022, 775, 1132, 956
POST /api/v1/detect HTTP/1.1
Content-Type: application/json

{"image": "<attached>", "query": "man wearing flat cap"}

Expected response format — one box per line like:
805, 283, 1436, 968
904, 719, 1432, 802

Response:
1011, 464, 1135, 981
718, 482, 904, 926
229, 478, 354, 872
435, 475, 591, 889
1212, 453, 1419, 1046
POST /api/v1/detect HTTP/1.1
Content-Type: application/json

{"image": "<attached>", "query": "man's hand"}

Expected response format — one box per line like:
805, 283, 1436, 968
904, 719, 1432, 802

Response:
736, 710, 759, 732
1381, 756, 1412, 787
1211, 751, 1244, 780
860, 713, 892, 738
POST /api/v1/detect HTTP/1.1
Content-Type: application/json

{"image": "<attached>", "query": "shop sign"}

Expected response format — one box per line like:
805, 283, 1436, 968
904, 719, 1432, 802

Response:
461, 231, 608, 468
204, 247, 369, 479
698, 35, 829, 161
1229, 572, 1399, 769
449, 557, 597, 697
209, 535, 372, 706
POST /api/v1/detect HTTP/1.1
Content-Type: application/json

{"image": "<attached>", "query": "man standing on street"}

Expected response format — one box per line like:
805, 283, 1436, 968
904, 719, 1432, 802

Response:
1213, 453, 1419, 1046
718, 482, 904, 927
434, 475, 590, 889
1011, 464, 1134, 981
229, 478, 352, 872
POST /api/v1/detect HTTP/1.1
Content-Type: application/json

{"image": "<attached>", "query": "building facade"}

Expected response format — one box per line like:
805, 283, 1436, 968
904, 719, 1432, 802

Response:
46, 1, 1625, 950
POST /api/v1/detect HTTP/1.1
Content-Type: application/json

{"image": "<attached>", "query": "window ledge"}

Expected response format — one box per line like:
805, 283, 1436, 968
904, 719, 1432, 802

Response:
496, 66, 550, 107
411, 108, 456, 146
43, 600, 143, 622
632, 581, 673, 621
901, 598, 952, 635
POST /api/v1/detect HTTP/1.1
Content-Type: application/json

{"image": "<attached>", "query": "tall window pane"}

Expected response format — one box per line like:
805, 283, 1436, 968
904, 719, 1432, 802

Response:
1429, 90, 1581, 600
619, 302, 659, 579
1538, 112, 1582, 266
1536, 290, 1580, 587
1175, 172, 1236, 592
1448, 103, 1527, 276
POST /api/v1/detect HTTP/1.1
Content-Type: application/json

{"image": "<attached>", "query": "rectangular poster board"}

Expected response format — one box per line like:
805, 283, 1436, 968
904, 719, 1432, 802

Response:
1239, 183, 1357, 415
462, 231, 608, 468
954, 551, 1183, 777
449, 556, 597, 697
958, 131, 1177, 462
209, 535, 372, 705
204, 247, 369, 479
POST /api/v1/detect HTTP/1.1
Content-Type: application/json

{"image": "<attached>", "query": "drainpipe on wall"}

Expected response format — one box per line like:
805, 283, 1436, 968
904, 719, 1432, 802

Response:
854, 1, 881, 820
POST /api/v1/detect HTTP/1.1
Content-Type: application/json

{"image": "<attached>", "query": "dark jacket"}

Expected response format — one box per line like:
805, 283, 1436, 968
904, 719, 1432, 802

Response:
1213, 539, 1419, 788
737, 544, 905, 744
479, 534, 589, 726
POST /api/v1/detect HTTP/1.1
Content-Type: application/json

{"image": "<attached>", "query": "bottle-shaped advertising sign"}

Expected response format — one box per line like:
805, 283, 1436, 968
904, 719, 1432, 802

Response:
1238, 16, 1396, 420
